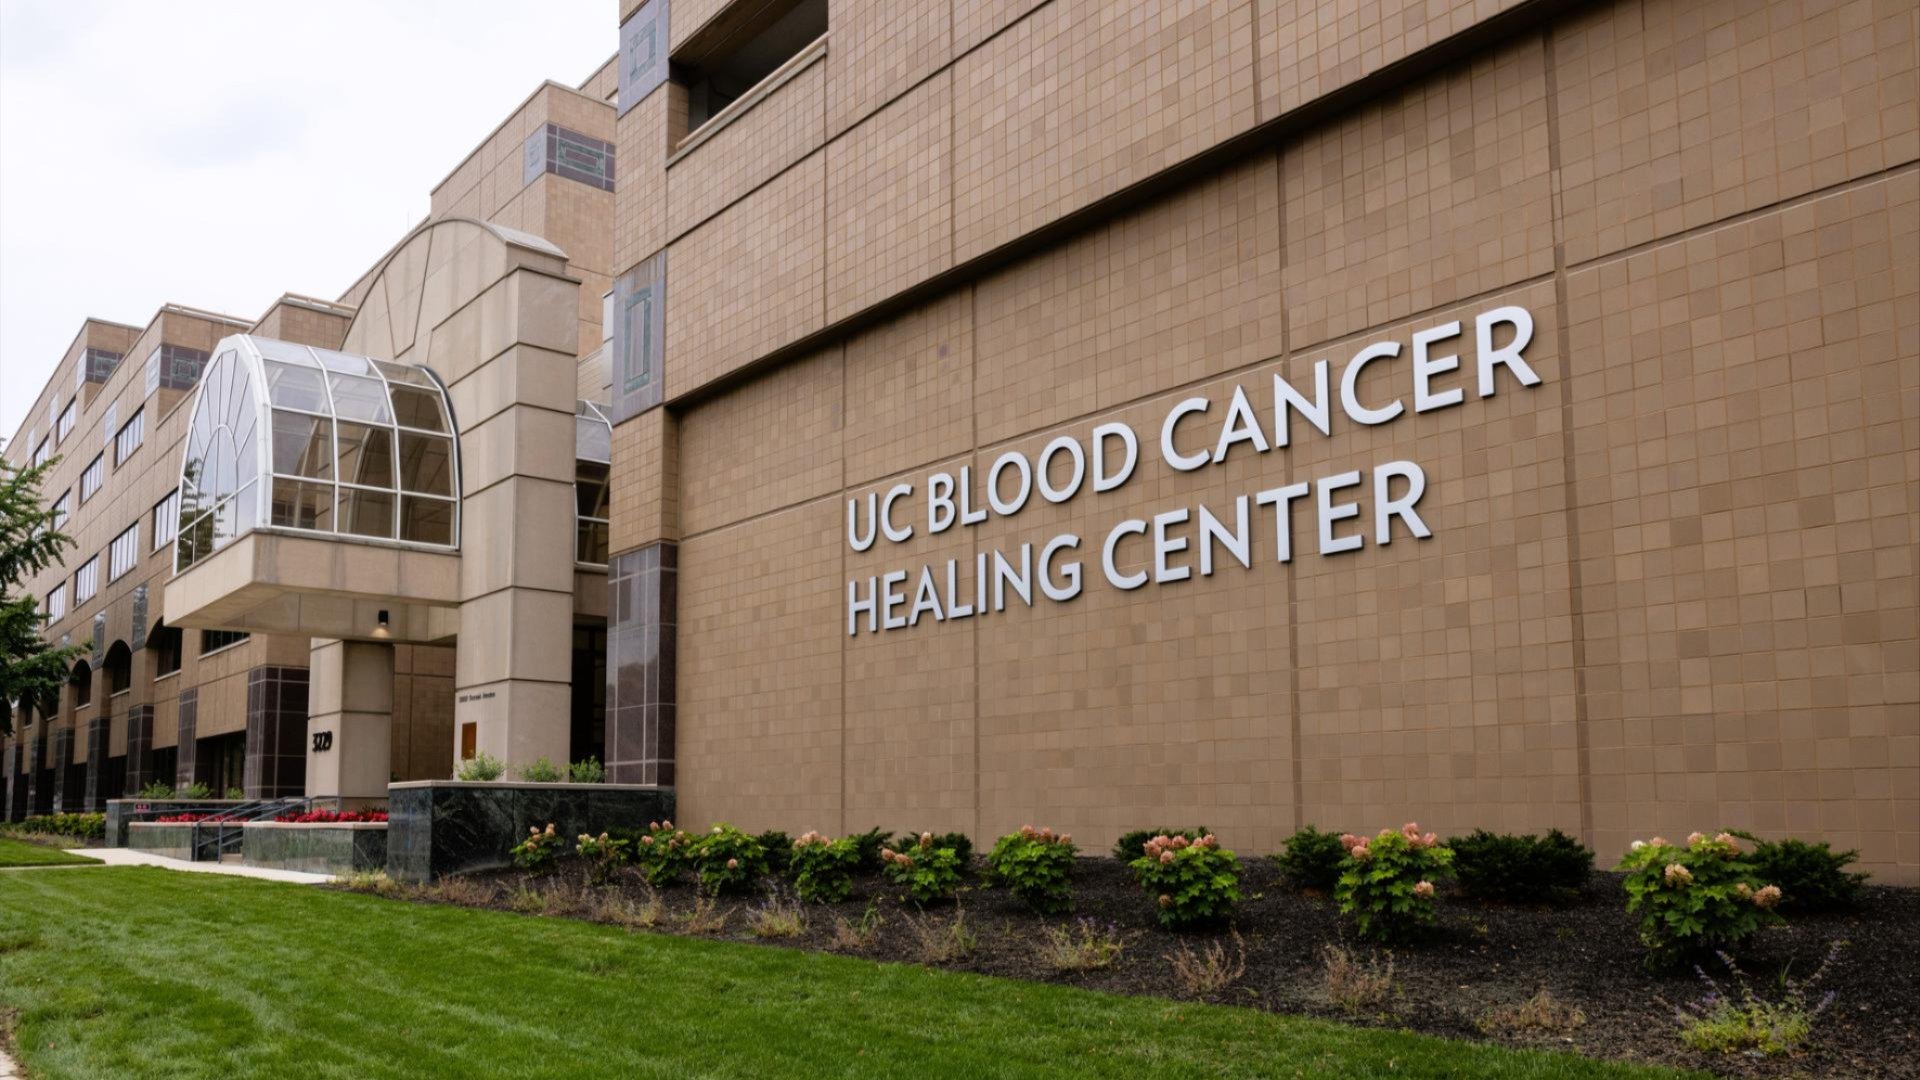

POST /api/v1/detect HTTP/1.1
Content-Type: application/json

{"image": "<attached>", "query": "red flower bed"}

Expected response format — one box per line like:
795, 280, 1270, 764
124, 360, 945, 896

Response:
273, 809, 388, 824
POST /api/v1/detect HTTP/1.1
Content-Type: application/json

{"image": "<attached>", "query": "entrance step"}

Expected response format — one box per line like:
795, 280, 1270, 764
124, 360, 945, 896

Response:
218, 854, 243, 865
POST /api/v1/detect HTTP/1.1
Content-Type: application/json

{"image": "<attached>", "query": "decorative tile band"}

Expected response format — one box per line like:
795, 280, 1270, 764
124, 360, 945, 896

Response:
606, 541, 676, 786
523, 123, 616, 192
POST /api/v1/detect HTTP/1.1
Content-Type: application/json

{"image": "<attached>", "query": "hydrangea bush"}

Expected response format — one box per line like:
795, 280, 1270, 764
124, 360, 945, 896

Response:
985, 825, 1077, 914
881, 832, 967, 905
1335, 824, 1453, 944
576, 831, 630, 886
1617, 832, 1783, 969
690, 823, 769, 894
631, 819, 694, 886
1129, 832, 1242, 929
509, 823, 562, 871
788, 830, 861, 903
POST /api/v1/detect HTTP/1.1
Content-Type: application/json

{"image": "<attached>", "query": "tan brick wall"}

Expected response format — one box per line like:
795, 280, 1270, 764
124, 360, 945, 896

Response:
827, 69, 952, 321
648, 0, 1920, 879
667, 56, 826, 239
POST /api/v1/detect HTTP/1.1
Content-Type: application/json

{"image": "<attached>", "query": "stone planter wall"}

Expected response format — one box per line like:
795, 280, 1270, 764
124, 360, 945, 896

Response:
243, 822, 387, 875
387, 781, 674, 883
105, 800, 247, 848
126, 822, 198, 861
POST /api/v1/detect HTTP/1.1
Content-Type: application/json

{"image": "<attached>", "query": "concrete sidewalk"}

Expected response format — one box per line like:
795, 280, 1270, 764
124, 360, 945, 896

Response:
62, 846, 333, 885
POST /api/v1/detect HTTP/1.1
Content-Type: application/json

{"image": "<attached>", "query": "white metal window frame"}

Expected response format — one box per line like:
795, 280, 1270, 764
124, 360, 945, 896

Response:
80, 454, 105, 503
75, 555, 99, 603
46, 583, 66, 623
108, 523, 139, 581
152, 488, 180, 551
114, 407, 145, 466
56, 399, 76, 443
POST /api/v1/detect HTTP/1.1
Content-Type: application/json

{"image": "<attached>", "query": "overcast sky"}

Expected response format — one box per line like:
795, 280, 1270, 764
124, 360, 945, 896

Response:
0, 0, 612, 445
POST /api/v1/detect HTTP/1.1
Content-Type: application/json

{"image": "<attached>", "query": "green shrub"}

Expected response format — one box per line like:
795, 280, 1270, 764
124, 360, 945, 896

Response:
1674, 942, 1843, 1056
136, 781, 176, 799
509, 823, 562, 871
1617, 832, 1783, 970
690, 824, 769, 895
629, 819, 694, 887
882, 832, 967, 905
517, 757, 563, 783
1730, 831, 1867, 912
1129, 832, 1241, 929
901, 829, 972, 865
756, 830, 793, 875
848, 827, 893, 873
568, 757, 606, 784
456, 753, 504, 782
788, 831, 861, 904
574, 831, 630, 886
985, 825, 1077, 914
5, 812, 106, 841
178, 782, 212, 799
224, 787, 244, 800
1449, 828, 1593, 905
1273, 825, 1348, 891
1335, 824, 1454, 944
1113, 826, 1206, 863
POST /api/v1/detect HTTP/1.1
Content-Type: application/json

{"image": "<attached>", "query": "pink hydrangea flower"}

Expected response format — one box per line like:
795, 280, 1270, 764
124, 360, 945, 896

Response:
1412, 880, 1435, 900
1351, 844, 1371, 862
1159, 850, 1175, 864
1664, 863, 1693, 886
1754, 885, 1782, 910
726, 858, 738, 870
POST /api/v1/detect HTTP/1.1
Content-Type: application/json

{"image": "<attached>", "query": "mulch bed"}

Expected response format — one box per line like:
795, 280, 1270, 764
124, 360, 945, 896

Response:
344, 857, 1919, 1078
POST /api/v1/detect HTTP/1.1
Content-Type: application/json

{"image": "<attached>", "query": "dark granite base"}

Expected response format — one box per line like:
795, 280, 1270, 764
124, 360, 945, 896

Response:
386, 782, 674, 883
126, 823, 197, 861
243, 824, 386, 875
105, 799, 247, 848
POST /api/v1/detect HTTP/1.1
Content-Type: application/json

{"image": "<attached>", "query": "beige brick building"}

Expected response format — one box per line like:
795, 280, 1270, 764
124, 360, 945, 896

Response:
5, 0, 1916, 883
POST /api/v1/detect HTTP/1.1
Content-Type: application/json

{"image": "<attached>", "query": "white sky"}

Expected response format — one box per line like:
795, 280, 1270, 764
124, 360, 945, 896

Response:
0, 0, 612, 445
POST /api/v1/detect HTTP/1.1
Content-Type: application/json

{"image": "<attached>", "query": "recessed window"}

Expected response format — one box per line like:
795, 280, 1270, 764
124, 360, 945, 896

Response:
148, 622, 183, 677
575, 401, 612, 565
75, 555, 99, 603
152, 489, 180, 551
199, 628, 249, 655
672, 0, 827, 138
56, 399, 77, 444
108, 523, 139, 581
114, 407, 145, 466
45, 584, 67, 623
101, 402, 117, 448
31, 437, 50, 468
51, 490, 71, 530
80, 454, 104, 503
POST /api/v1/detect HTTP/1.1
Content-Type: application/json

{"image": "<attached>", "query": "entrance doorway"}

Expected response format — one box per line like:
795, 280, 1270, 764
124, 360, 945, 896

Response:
570, 624, 606, 767
199, 733, 245, 797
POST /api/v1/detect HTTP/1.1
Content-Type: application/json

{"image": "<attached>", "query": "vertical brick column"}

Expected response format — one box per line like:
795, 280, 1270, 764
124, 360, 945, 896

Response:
51, 726, 73, 811
174, 688, 198, 789
607, 542, 677, 785
82, 714, 106, 810
123, 705, 155, 798
244, 666, 310, 798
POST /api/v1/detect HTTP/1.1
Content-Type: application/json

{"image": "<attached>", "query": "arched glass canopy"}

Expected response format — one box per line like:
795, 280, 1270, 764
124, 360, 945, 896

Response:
574, 401, 611, 566
175, 336, 460, 572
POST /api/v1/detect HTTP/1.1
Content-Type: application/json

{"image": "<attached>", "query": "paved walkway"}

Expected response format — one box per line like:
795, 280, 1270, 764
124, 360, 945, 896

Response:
62, 847, 332, 885
0, 1044, 16, 1078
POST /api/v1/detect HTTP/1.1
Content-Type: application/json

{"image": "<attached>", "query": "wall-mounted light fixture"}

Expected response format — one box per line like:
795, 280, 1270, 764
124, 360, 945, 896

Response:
374, 609, 391, 638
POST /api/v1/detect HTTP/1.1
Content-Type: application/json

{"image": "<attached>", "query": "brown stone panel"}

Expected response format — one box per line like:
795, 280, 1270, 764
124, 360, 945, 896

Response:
975, 154, 1284, 446
952, 0, 1257, 261
666, 152, 826, 395
1567, 172, 1920, 872
616, 88, 671, 276
676, 500, 843, 831
1281, 36, 1555, 353
826, 69, 953, 322
827, 0, 951, 137
1552, 0, 1920, 267
953, 0, 1045, 53
1257, 0, 1530, 120
1286, 280, 1579, 839
668, 57, 825, 240
678, 345, 844, 535
844, 290, 974, 488
965, 391, 1296, 852
844, 465, 978, 833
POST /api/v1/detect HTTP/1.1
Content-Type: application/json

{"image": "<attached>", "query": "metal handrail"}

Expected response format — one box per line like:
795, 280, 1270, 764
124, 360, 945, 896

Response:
183, 797, 312, 861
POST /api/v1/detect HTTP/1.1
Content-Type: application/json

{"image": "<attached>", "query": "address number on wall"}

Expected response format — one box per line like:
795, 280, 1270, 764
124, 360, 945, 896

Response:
311, 731, 334, 753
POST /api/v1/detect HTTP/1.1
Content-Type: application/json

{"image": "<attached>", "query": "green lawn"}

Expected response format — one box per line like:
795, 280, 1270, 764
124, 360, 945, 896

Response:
0, 836, 99, 868
0, 868, 1696, 1080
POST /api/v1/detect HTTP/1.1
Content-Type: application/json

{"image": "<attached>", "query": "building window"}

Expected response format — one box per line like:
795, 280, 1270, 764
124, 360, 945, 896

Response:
78, 347, 122, 388
46, 584, 67, 623
31, 437, 50, 468
80, 454, 104, 503
576, 461, 610, 564
145, 344, 211, 394
148, 622, 183, 677
114, 408, 144, 466
101, 402, 117, 448
51, 490, 71, 530
523, 123, 616, 192
673, 0, 826, 137
152, 489, 180, 551
199, 628, 249, 655
108, 523, 139, 581
75, 556, 99, 603
56, 399, 76, 443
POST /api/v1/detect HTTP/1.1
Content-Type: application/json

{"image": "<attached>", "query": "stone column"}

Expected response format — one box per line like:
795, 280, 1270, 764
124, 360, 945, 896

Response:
306, 640, 393, 804
444, 268, 581, 774
174, 688, 198, 789
82, 714, 106, 809
244, 666, 310, 798
51, 726, 73, 811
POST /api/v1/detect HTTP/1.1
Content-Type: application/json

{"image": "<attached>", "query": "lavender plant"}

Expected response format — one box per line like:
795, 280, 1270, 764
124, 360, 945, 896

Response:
1668, 942, 1844, 1057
